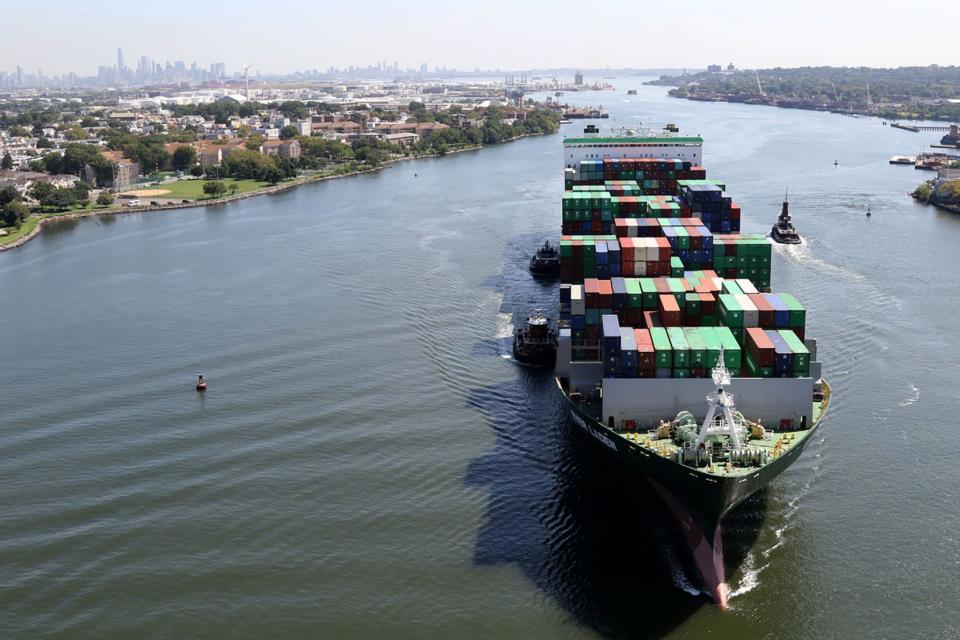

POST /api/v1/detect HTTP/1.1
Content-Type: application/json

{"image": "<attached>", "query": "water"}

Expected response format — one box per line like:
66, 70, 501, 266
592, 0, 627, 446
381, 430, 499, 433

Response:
2, 78, 959, 638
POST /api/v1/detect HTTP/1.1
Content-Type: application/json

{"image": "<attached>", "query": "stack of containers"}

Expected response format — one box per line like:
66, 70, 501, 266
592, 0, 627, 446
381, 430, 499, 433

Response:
602, 315, 621, 377
745, 327, 775, 377
558, 235, 618, 282
778, 329, 810, 376
619, 327, 638, 377
678, 182, 741, 233
577, 160, 604, 184
650, 327, 673, 378
712, 235, 772, 290
766, 330, 794, 377
634, 328, 656, 378
667, 327, 690, 378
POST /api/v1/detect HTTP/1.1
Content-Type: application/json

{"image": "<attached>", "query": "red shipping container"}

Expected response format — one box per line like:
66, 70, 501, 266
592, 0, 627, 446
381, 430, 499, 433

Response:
597, 279, 613, 308
584, 278, 600, 308
634, 328, 656, 369
699, 292, 716, 316
746, 327, 775, 367
658, 294, 682, 326
657, 238, 672, 260
749, 294, 775, 328
643, 310, 662, 329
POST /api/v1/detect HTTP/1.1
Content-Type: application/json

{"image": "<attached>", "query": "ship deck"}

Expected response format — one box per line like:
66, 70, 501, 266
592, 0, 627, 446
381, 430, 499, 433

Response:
566, 380, 831, 479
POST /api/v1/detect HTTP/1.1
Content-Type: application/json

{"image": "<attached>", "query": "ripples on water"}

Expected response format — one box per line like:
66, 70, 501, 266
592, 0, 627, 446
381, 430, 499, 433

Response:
3, 78, 960, 638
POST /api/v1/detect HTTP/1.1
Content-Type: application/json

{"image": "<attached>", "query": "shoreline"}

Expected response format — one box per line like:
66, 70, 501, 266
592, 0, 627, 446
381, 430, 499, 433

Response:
0, 135, 541, 253
658, 91, 958, 124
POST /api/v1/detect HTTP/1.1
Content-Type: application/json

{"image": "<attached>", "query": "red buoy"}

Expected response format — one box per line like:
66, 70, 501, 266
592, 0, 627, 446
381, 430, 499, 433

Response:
196, 374, 208, 392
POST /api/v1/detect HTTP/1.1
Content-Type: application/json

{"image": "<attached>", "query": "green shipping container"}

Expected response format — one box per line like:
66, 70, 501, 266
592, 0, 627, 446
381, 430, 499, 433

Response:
625, 278, 643, 308
715, 326, 742, 370
683, 327, 707, 367
666, 327, 689, 368
684, 293, 701, 316
650, 327, 673, 368
639, 278, 658, 309
699, 326, 722, 368
718, 294, 744, 326
673, 367, 691, 379
778, 329, 811, 371
777, 293, 807, 328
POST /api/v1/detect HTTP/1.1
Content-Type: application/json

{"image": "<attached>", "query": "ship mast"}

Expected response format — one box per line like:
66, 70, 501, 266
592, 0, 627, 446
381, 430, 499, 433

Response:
696, 347, 744, 450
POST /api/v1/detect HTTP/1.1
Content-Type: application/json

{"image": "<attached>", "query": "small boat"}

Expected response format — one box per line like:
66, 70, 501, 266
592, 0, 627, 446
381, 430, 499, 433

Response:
513, 310, 558, 367
770, 192, 801, 244
196, 374, 208, 392
627, 89, 638, 95
529, 240, 561, 277
866, 206, 872, 217
889, 155, 916, 165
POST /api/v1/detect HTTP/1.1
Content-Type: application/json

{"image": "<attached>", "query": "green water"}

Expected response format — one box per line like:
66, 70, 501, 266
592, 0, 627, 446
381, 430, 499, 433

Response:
2, 78, 958, 638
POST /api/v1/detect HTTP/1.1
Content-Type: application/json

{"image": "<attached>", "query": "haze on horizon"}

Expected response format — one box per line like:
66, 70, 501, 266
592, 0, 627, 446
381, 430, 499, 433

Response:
10, 0, 959, 77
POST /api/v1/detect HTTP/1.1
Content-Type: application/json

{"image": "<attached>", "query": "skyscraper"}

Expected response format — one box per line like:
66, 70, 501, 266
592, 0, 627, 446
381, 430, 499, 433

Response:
117, 47, 124, 71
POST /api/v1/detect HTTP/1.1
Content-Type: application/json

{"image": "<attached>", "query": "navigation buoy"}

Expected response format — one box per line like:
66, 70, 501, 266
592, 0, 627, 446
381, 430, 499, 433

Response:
196, 374, 208, 392
834, 160, 838, 166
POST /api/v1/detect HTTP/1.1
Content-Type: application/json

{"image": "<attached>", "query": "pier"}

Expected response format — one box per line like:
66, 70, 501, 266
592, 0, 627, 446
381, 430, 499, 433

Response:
891, 122, 953, 132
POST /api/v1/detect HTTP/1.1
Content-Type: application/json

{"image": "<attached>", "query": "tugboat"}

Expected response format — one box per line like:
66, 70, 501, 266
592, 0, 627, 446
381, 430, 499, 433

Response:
529, 240, 561, 277
513, 310, 558, 367
770, 191, 801, 244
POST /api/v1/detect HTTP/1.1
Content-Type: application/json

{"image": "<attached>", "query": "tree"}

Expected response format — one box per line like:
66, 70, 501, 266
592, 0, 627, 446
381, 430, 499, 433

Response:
202, 180, 227, 198
262, 165, 284, 184
1, 152, 12, 170
96, 191, 115, 206
228, 183, 239, 196
0, 186, 19, 206
28, 181, 55, 204
72, 181, 91, 205
64, 126, 88, 141
171, 145, 197, 171
245, 134, 265, 151
280, 125, 299, 140
190, 165, 205, 177
80, 116, 98, 128
276, 100, 309, 120
7, 125, 29, 137
2, 201, 28, 227
48, 188, 77, 211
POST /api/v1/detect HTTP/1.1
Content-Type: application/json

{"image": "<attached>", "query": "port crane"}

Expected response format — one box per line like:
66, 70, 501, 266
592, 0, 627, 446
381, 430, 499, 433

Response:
755, 70, 764, 97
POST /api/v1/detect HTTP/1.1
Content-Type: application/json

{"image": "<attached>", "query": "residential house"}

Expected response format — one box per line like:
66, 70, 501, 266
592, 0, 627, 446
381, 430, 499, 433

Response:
381, 132, 420, 147
262, 139, 301, 159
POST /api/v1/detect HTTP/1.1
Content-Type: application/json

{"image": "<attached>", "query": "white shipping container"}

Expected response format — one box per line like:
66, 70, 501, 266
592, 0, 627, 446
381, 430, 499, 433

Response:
734, 293, 759, 326
737, 278, 758, 295
571, 284, 586, 315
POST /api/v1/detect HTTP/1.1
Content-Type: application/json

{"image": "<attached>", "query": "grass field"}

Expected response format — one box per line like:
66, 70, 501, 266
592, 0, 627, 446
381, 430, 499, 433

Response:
0, 216, 38, 247
149, 178, 271, 200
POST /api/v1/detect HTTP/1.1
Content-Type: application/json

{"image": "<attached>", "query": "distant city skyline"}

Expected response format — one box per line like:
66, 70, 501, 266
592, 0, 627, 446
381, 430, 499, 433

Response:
6, 0, 960, 77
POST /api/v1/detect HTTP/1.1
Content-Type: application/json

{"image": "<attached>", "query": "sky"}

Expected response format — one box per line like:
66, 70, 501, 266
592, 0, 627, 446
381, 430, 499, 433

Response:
8, 0, 959, 76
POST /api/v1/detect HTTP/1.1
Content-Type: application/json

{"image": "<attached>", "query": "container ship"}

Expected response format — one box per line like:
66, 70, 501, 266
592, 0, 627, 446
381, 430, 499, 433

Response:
552, 128, 830, 606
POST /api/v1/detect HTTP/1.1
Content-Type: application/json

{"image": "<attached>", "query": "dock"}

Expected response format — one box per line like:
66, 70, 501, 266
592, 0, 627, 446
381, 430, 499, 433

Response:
891, 122, 953, 133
